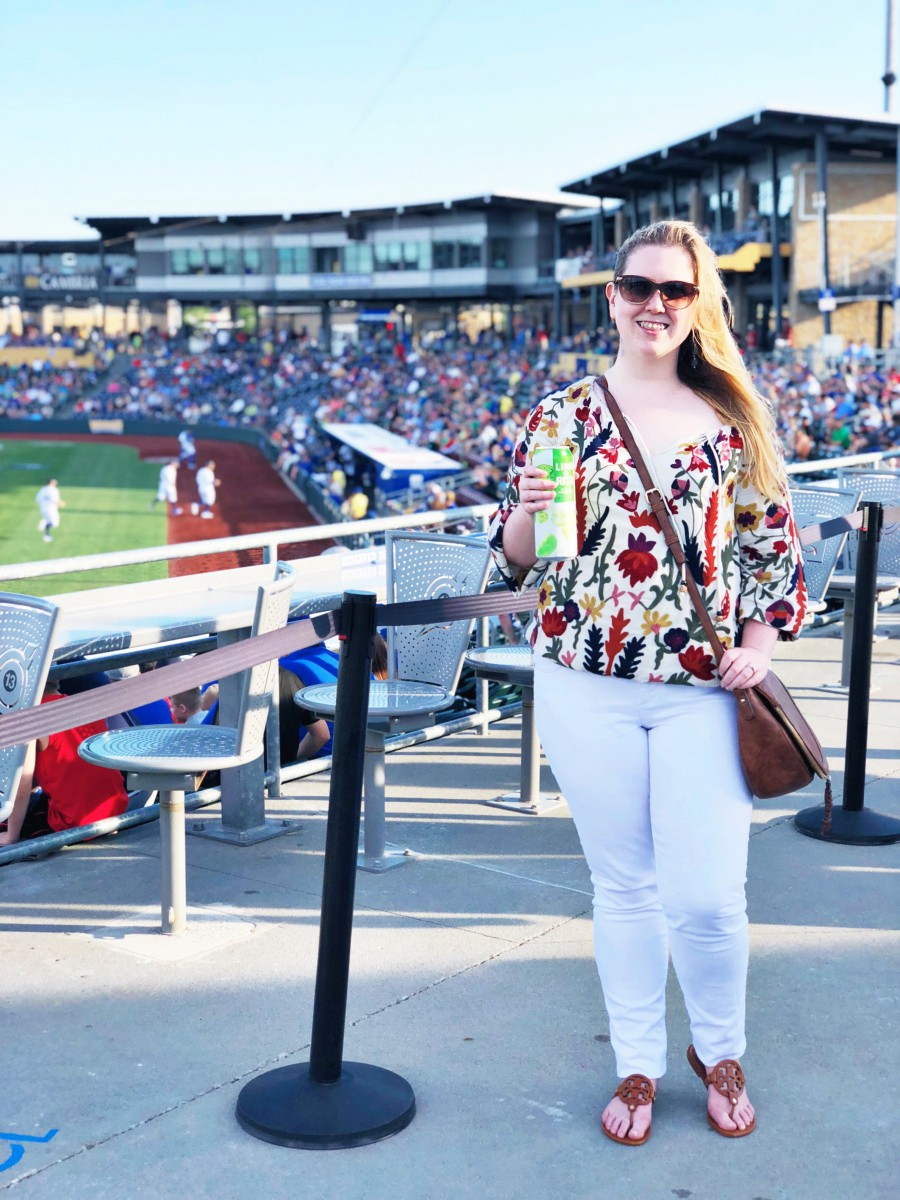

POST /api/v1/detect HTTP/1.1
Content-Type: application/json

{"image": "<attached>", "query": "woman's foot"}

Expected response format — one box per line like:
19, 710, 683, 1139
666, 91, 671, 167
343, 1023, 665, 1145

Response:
706, 1076, 755, 1134
686, 1045, 756, 1137
601, 1074, 657, 1145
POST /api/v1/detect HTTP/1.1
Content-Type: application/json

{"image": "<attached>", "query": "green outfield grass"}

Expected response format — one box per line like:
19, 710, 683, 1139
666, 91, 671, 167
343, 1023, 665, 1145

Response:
0, 439, 170, 595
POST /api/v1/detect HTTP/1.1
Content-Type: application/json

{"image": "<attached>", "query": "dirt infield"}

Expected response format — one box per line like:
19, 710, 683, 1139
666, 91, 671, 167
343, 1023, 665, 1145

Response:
3, 431, 332, 575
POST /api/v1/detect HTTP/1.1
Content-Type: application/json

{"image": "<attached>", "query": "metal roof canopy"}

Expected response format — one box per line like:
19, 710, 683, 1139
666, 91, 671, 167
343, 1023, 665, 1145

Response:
79, 192, 598, 247
0, 238, 101, 253
561, 108, 900, 198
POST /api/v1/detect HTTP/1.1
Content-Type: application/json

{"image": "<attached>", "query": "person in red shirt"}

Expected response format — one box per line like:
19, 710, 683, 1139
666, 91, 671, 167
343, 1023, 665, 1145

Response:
0, 687, 128, 846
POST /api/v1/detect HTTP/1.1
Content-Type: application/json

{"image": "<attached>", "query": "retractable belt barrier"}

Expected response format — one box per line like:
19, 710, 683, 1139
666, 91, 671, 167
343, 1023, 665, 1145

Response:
0, 589, 539, 754
2, 508, 898, 756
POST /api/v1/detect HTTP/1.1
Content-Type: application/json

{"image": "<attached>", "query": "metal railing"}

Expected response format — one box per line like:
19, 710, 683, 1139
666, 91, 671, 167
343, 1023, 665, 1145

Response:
784, 447, 900, 483
0, 504, 496, 586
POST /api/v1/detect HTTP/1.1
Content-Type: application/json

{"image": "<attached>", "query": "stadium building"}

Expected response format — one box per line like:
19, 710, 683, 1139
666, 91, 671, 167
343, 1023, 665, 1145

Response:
554, 107, 900, 350
0, 193, 598, 346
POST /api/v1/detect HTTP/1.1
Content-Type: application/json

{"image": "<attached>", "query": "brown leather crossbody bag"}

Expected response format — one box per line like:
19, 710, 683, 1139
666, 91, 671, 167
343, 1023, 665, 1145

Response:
599, 378, 832, 819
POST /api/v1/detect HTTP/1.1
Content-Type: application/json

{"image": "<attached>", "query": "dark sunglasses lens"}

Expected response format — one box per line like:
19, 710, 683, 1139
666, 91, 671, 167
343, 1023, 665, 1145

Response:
659, 282, 696, 307
617, 277, 654, 303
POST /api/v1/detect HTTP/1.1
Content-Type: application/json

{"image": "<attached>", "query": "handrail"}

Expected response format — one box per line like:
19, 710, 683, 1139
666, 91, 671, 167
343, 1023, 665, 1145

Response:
1, 447, 896, 587
785, 447, 900, 476
0, 503, 495, 584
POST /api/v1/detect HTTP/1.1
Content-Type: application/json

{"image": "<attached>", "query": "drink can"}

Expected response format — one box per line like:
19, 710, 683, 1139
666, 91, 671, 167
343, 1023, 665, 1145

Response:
530, 445, 578, 558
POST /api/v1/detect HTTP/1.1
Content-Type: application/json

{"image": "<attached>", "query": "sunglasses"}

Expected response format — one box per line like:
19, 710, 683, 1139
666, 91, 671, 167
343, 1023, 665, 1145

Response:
614, 275, 699, 309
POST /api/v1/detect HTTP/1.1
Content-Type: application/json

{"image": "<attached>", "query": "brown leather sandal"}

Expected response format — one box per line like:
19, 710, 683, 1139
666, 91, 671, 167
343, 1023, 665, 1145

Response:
600, 1073, 656, 1146
686, 1045, 757, 1138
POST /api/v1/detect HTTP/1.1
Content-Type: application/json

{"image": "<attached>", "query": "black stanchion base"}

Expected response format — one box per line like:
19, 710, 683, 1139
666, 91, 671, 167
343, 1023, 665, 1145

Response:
794, 805, 900, 846
235, 1061, 415, 1150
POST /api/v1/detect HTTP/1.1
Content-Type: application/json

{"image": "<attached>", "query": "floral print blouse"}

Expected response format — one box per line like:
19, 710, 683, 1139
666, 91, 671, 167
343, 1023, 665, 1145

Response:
488, 376, 806, 687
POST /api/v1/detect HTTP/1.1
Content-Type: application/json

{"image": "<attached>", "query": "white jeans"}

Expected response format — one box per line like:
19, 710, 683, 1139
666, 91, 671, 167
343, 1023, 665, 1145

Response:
534, 658, 753, 1079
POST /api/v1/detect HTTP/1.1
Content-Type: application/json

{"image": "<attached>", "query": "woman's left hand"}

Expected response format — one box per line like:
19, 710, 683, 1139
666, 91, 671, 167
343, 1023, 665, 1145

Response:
718, 645, 770, 692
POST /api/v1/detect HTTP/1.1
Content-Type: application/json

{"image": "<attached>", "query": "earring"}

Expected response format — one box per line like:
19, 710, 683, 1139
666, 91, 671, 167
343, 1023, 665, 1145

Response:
690, 336, 699, 370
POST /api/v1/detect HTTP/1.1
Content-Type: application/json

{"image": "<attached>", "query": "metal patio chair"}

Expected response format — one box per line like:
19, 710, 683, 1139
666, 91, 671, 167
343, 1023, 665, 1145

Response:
824, 473, 900, 685
78, 561, 295, 934
789, 484, 862, 614
296, 530, 491, 871
0, 593, 59, 826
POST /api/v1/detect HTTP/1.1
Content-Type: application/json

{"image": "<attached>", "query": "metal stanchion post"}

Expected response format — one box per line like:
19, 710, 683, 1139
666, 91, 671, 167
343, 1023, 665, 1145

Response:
476, 614, 490, 734
795, 502, 900, 845
236, 591, 416, 1148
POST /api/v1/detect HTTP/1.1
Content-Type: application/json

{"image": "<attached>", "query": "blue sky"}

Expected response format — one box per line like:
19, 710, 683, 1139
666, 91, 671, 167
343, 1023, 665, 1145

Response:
1, 0, 895, 239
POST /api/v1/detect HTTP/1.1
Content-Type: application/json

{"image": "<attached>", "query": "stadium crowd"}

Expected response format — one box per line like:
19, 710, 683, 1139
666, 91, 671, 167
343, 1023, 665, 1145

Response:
0, 360, 107, 419
0, 326, 117, 418
3, 324, 898, 507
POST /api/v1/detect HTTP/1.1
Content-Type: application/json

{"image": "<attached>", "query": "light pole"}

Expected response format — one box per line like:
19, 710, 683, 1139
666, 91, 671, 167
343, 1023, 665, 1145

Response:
884, 0, 896, 112
888, 1, 900, 354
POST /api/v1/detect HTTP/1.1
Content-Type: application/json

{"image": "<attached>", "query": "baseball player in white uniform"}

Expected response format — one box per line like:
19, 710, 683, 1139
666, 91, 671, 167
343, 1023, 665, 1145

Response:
151, 460, 181, 515
36, 478, 64, 543
194, 460, 220, 519
178, 429, 197, 470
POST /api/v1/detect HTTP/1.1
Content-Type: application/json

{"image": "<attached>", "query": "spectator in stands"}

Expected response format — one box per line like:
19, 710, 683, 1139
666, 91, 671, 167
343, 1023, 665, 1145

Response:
341, 486, 369, 520
169, 687, 205, 725
0, 684, 129, 845
277, 668, 330, 762
372, 631, 388, 679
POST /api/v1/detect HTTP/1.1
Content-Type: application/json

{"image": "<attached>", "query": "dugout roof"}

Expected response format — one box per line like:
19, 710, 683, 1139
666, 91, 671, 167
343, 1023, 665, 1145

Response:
561, 107, 900, 199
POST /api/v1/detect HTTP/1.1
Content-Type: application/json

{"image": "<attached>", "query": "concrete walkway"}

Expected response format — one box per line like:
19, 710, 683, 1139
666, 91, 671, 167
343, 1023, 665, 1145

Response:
1, 613, 898, 1200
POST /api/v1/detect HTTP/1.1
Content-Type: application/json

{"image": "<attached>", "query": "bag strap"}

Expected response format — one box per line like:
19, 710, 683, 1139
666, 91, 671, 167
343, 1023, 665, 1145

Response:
597, 374, 726, 667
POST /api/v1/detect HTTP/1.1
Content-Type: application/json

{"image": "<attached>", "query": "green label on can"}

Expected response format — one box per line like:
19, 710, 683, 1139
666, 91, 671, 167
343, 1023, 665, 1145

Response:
531, 446, 577, 558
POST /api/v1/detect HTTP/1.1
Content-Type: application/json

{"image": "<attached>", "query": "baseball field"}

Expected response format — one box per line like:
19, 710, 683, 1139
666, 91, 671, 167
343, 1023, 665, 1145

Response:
0, 432, 323, 596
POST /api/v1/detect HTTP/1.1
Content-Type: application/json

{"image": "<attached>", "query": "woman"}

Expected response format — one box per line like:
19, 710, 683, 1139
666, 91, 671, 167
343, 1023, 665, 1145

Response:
489, 221, 805, 1145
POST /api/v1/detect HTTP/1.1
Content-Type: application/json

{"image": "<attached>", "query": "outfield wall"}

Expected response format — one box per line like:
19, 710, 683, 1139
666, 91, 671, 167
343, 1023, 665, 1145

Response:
0, 418, 278, 463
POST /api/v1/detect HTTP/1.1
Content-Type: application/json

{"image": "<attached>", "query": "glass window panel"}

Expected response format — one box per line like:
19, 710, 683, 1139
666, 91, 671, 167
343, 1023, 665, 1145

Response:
402, 241, 419, 268
243, 248, 261, 275
778, 173, 794, 218
459, 241, 482, 267
345, 243, 372, 273
224, 247, 242, 274
106, 254, 135, 284
21, 253, 40, 272
433, 242, 454, 269
187, 248, 205, 274
294, 245, 311, 273
171, 249, 189, 275
314, 246, 342, 273
418, 241, 432, 270
388, 242, 401, 269
490, 237, 510, 269
374, 243, 390, 270
277, 247, 294, 274
207, 248, 226, 274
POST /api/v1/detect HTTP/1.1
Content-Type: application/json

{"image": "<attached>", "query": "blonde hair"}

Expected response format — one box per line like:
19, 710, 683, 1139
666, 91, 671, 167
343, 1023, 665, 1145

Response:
614, 220, 786, 499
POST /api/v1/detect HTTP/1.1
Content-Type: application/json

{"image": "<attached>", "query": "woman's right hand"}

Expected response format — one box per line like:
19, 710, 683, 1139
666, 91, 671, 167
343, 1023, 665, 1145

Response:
518, 464, 555, 513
